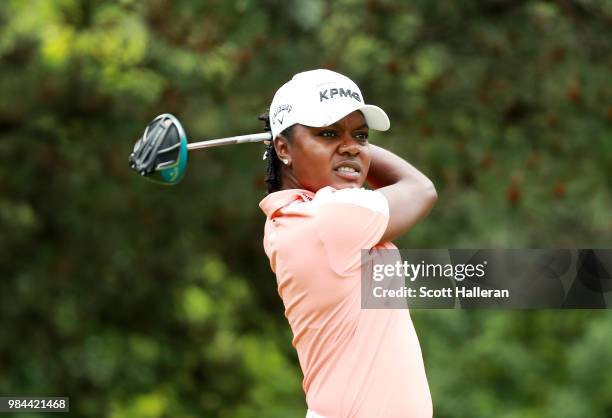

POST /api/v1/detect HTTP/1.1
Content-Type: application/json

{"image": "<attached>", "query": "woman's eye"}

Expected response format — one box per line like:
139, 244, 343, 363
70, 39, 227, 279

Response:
320, 130, 337, 138
318, 130, 368, 141
355, 132, 369, 141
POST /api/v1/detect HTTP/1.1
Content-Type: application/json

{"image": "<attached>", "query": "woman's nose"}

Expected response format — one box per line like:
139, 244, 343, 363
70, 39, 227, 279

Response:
338, 135, 360, 155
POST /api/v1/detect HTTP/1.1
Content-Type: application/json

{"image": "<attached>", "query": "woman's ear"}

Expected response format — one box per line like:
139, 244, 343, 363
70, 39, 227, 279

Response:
274, 136, 291, 166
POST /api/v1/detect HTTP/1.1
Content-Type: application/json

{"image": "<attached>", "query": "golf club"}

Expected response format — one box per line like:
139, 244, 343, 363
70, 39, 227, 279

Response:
128, 113, 272, 185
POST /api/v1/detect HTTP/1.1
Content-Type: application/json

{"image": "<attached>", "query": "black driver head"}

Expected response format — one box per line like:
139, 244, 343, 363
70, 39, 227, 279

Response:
128, 113, 188, 185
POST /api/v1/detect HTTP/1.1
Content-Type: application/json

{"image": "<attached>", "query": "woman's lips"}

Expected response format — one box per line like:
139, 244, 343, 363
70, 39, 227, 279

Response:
333, 162, 361, 181
334, 170, 361, 181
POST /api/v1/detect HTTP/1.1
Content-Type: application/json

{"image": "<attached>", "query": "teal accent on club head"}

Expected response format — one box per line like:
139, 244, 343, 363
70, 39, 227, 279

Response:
159, 134, 188, 185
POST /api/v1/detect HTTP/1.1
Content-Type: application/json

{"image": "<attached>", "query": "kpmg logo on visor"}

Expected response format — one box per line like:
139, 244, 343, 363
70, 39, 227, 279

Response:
319, 87, 362, 103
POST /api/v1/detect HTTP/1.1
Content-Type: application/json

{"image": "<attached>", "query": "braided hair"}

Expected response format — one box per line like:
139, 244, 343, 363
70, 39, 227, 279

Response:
259, 111, 294, 194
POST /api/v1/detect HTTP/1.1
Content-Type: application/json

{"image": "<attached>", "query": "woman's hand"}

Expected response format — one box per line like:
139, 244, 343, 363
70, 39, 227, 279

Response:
366, 144, 437, 243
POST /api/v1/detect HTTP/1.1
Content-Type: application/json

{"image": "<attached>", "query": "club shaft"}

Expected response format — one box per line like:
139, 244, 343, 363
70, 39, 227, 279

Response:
187, 132, 272, 151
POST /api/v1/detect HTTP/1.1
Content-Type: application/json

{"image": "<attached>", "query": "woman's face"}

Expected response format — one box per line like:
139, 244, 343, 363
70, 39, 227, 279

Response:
277, 111, 371, 192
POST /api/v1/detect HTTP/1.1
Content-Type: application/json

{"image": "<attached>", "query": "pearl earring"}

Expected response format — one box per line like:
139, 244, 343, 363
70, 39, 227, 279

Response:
282, 158, 289, 165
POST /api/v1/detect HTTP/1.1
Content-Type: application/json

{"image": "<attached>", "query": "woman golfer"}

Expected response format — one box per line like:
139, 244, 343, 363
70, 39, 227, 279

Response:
259, 69, 436, 418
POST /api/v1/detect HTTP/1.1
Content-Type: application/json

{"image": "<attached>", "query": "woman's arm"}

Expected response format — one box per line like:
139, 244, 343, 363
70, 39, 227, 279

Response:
367, 144, 437, 243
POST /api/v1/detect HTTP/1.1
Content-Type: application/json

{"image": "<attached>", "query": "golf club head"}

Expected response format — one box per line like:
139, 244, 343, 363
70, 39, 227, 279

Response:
128, 113, 188, 185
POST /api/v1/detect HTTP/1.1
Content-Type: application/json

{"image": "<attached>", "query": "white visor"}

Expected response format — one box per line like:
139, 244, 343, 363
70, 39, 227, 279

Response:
269, 69, 390, 139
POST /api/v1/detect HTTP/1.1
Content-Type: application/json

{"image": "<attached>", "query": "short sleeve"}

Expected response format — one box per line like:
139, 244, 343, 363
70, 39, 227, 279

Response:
313, 187, 390, 275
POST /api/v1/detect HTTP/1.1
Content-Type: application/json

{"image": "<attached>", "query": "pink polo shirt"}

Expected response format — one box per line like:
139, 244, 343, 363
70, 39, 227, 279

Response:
260, 186, 432, 418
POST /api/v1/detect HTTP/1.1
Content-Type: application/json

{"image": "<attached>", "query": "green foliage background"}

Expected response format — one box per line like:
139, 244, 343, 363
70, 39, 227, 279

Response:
0, 0, 611, 417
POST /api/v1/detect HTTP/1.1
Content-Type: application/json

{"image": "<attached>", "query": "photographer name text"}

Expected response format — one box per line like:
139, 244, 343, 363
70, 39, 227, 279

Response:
373, 286, 510, 299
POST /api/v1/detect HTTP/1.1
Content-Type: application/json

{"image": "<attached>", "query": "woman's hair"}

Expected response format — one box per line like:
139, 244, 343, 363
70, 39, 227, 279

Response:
259, 111, 294, 194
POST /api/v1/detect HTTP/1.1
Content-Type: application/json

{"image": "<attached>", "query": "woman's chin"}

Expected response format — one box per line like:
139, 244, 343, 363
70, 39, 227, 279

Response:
331, 171, 364, 189
330, 174, 364, 189
306, 175, 365, 191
